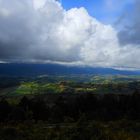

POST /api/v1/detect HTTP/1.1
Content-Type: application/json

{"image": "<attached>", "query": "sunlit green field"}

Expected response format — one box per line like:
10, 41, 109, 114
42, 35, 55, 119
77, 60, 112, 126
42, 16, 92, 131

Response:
0, 75, 140, 97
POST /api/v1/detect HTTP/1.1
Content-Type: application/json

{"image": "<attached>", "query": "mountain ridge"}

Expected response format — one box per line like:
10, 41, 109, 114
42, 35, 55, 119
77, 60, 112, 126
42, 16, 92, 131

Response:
0, 63, 140, 76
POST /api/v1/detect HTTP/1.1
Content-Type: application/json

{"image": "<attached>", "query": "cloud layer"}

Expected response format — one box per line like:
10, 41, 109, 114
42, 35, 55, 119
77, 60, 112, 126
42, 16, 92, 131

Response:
118, 0, 140, 45
0, 0, 140, 69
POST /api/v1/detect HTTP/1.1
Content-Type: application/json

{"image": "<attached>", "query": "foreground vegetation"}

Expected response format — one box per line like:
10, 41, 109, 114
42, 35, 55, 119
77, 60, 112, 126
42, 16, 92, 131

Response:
0, 92, 140, 139
0, 120, 140, 140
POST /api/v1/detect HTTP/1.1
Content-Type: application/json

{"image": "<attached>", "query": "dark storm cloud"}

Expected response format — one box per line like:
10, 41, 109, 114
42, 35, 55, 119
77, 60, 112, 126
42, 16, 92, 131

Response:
118, 0, 140, 45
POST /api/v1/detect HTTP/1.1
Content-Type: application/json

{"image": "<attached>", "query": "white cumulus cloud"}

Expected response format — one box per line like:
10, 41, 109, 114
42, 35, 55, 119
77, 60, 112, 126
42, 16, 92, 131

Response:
0, 0, 140, 69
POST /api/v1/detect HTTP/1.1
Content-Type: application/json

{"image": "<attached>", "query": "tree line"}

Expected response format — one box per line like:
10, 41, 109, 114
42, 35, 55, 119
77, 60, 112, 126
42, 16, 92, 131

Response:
0, 91, 140, 123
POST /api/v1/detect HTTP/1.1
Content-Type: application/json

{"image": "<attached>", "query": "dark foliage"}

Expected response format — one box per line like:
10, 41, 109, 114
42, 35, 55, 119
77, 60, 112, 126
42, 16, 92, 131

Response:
0, 91, 140, 122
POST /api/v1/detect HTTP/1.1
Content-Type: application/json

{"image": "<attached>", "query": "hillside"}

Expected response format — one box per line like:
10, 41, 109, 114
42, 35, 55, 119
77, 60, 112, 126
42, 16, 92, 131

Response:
0, 63, 140, 76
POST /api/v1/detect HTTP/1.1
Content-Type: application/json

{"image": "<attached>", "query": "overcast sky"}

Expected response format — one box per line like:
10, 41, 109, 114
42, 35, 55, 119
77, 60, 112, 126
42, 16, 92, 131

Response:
0, 0, 140, 70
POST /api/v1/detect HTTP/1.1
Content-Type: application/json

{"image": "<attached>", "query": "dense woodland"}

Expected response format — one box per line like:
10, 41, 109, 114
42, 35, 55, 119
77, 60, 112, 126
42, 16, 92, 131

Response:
0, 91, 140, 122
0, 91, 140, 139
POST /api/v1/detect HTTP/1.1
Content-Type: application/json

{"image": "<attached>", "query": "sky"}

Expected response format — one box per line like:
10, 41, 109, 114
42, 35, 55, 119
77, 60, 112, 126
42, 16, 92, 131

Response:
0, 0, 140, 70
62, 0, 133, 24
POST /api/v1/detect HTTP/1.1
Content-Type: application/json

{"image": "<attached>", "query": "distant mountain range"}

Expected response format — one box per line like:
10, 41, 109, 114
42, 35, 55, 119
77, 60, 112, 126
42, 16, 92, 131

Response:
0, 63, 140, 76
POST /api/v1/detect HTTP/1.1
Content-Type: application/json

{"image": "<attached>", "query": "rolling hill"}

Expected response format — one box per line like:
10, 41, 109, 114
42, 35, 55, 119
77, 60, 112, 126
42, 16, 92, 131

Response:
0, 63, 140, 76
